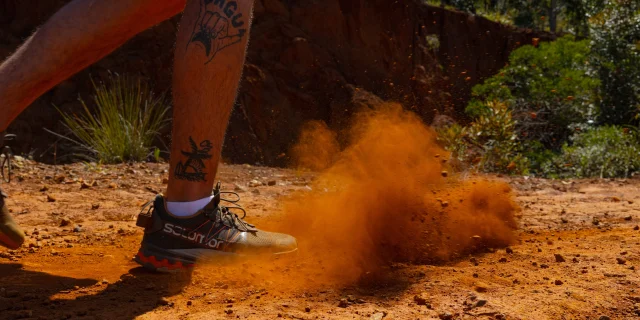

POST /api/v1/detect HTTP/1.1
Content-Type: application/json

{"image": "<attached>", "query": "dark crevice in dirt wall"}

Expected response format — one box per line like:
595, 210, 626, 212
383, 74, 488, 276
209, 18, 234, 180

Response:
0, 0, 554, 166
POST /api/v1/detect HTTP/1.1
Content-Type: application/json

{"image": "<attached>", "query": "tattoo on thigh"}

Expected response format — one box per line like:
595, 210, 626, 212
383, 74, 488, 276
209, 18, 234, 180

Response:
174, 137, 213, 182
187, 0, 247, 64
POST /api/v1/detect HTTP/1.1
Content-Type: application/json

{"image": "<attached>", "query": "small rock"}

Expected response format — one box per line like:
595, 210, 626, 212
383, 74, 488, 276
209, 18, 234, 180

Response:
80, 181, 91, 189
635, 225, 639, 230
267, 180, 277, 186
251, 189, 260, 195
441, 201, 449, 208
39, 185, 49, 192
498, 257, 507, 263
554, 254, 566, 262
413, 294, 429, 306
73, 225, 83, 233
561, 218, 568, 223
624, 216, 632, 221
108, 182, 117, 189
474, 283, 488, 293
233, 184, 246, 193
46, 194, 56, 202
370, 312, 385, 320
599, 316, 611, 320
338, 299, 349, 308
162, 178, 169, 184
248, 180, 262, 187
186, 300, 192, 306
475, 299, 487, 307
470, 257, 478, 266
505, 247, 513, 254
540, 264, 549, 269
471, 235, 481, 241
611, 196, 621, 202
225, 309, 233, 315
59, 218, 72, 227
54, 175, 65, 184
592, 217, 600, 226
617, 257, 626, 265
438, 312, 453, 320
157, 297, 171, 306
91, 203, 100, 210
441, 171, 449, 178
554, 280, 563, 285
91, 180, 98, 187
304, 306, 311, 312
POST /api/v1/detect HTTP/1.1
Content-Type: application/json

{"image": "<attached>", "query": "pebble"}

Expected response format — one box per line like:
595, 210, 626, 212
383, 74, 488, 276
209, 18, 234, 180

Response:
370, 313, 385, 320
413, 295, 429, 306
554, 280, 563, 285
91, 203, 100, 210
505, 247, 513, 254
39, 185, 49, 192
554, 254, 566, 263
635, 225, 639, 230
305, 306, 311, 312
157, 297, 171, 306
46, 194, 56, 202
80, 181, 91, 189
441, 171, 448, 178
624, 216, 632, 221
616, 257, 626, 265
267, 180, 277, 186
252, 189, 260, 195
73, 225, 83, 233
475, 299, 487, 307
498, 257, 507, 263
248, 180, 262, 187
474, 283, 488, 293
59, 218, 72, 227
338, 298, 349, 308
438, 312, 453, 320
599, 316, 610, 320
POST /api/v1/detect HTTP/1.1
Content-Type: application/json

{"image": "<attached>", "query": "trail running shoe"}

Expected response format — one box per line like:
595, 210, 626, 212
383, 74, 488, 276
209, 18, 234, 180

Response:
0, 132, 25, 250
134, 182, 297, 272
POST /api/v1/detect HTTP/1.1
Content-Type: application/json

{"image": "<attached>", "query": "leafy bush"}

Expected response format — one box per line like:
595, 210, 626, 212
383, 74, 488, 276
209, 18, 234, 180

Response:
467, 36, 600, 149
590, 0, 640, 125
437, 101, 528, 174
57, 75, 170, 163
542, 126, 640, 178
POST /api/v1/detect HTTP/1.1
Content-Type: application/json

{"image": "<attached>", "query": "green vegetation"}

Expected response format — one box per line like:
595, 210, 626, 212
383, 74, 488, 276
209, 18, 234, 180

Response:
436, 1, 640, 178
57, 75, 170, 163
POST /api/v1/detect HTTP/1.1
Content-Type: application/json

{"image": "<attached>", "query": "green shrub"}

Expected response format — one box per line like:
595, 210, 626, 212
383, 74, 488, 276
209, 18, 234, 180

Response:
57, 75, 170, 163
467, 35, 600, 149
437, 101, 528, 174
542, 126, 640, 178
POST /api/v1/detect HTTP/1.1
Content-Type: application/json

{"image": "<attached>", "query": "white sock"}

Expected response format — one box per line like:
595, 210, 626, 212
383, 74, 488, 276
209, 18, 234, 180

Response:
167, 196, 214, 217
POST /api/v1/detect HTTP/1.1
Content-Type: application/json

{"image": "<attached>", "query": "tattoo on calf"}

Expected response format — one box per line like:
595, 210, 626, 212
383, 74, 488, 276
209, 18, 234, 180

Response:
187, 0, 247, 64
174, 137, 213, 182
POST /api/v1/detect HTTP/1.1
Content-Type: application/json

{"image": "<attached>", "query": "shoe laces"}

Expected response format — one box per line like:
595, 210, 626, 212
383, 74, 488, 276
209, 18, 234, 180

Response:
205, 182, 257, 233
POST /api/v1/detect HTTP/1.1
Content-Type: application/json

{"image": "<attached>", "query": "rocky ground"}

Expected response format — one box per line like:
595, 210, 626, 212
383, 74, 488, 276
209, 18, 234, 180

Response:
0, 159, 639, 319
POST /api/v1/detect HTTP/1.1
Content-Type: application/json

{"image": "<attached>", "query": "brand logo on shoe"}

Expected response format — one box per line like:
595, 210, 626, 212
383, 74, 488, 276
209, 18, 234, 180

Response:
163, 223, 225, 249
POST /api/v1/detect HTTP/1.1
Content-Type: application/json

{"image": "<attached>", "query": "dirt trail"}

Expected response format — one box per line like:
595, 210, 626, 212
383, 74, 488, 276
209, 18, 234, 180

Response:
0, 160, 639, 319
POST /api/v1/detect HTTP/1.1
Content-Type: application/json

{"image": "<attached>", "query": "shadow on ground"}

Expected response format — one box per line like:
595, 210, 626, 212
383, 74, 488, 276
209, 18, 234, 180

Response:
0, 264, 190, 320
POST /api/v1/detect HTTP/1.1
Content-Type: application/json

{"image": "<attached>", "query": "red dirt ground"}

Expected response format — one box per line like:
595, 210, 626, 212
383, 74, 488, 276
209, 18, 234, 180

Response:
0, 159, 639, 319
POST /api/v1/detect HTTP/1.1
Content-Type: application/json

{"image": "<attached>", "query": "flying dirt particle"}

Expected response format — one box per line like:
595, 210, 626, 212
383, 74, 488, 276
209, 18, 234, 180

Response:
554, 254, 566, 263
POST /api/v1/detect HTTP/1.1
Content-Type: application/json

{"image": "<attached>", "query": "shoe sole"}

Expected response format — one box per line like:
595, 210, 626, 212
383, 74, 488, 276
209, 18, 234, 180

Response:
0, 231, 24, 250
134, 242, 298, 273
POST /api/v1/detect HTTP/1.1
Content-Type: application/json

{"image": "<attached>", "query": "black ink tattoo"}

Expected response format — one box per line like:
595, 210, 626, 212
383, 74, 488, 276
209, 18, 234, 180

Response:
187, 0, 247, 64
174, 137, 213, 182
